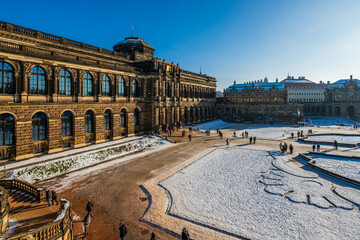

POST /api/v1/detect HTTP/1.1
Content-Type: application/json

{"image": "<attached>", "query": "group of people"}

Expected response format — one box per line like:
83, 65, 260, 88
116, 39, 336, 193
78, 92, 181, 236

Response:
249, 136, 256, 144
46, 190, 58, 206
242, 131, 249, 138
312, 144, 321, 152
296, 130, 304, 138
353, 125, 358, 130
279, 142, 294, 154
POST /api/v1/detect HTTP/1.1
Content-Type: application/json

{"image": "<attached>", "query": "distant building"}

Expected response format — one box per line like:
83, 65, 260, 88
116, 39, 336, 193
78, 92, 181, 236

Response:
304, 75, 360, 120
281, 76, 327, 103
218, 79, 302, 123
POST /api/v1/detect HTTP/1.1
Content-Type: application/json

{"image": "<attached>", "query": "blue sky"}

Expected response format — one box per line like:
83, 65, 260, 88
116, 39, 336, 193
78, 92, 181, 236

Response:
2, 0, 360, 90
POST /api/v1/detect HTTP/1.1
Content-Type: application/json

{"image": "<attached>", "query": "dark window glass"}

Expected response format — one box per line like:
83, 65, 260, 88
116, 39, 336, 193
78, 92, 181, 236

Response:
134, 108, 139, 126
32, 112, 47, 141
120, 109, 126, 128
104, 109, 112, 130
118, 78, 125, 97
59, 70, 71, 95
30, 67, 46, 95
132, 79, 137, 97
0, 62, 14, 94
82, 73, 93, 96
85, 110, 94, 133
102, 75, 110, 96
0, 113, 14, 145
61, 111, 72, 136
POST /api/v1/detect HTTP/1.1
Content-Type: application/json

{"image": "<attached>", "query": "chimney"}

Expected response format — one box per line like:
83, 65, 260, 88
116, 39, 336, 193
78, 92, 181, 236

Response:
350, 75, 353, 80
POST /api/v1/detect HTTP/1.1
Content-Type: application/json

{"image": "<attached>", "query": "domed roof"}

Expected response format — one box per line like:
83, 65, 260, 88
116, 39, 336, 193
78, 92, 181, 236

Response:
113, 36, 154, 50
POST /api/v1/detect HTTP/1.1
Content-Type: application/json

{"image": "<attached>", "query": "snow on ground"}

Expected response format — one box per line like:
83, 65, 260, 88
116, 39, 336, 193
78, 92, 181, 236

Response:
310, 117, 358, 129
306, 135, 360, 144
186, 119, 238, 132
10, 136, 172, 184
308, 154, 360, 182
160, 148, 360, 240
2, 218, 22, 237
238, 125, 301, 139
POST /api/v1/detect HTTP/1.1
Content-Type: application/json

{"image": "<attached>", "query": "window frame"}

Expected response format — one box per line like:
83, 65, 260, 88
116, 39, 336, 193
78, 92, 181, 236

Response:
30, 66, 46, 95
0, 62, 14, 94
59, 70, 72, 96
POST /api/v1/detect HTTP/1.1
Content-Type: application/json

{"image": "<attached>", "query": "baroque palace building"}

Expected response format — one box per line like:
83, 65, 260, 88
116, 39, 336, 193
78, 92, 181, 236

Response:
219, 79, 303, 123
304, 75, 360, 120
0, 21, 216, 160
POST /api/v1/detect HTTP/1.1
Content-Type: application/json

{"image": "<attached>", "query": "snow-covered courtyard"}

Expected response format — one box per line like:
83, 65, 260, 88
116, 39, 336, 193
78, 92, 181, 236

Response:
238, 125, 301, 139
308, 153, 360, 182
309, 116, 358, 128
160, 148, 360, 240
306, 134, 360, 145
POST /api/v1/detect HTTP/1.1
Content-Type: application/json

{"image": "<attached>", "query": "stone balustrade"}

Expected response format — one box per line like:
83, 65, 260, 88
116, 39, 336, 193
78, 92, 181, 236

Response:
0, 186, 9, 234
0, 179, 46, 203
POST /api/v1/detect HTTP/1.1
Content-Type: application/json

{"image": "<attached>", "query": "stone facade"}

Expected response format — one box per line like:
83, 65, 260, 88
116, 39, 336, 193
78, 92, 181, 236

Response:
219, 80, 303, 123
304, 76, 360, 120
0, 21, 216, 160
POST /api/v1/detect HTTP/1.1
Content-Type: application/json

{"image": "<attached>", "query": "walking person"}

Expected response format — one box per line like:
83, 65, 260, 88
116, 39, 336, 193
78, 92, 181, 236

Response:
150, 232, 156, 240
119, 222, 127, 240
51, 190, 58, 205
249, 137, 253, 144
233, 132, 236, 137
312, 144, 316, 152
242, 132, 245, 138
279, 142, 283, 151
289, 144, 294, 154
86, 200, 94, 218
188, 134, 192, 142
226, 138, 229, 146
253, 136, 256, 144
182, 227, 190, 240
334, 140, 338, 150
317, 144, 320, 152
46, 190, 52, 207
291, 132, 294, 139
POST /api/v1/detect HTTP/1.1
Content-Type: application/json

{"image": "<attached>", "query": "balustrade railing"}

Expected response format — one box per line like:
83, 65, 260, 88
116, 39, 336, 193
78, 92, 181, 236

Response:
0, 179, 46, 203
5, 199, 72, 240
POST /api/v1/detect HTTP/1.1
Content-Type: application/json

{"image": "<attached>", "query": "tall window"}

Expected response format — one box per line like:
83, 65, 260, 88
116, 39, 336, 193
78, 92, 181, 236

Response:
102, 75, 110, 96
104, 109, 112, 130
32, 112, 47, 141
0, 113, 14, 146
0, 62, 14, 94
165, 82, 170, 97
134, 108, 139, 126
85, 110, 94, 133
132, 79, 138, 97
118, 78, 125, 97
59, 70, 71, 95
61, 111, 72, 136
120, 109, 126, 128
30, 66, 46, 95
82, 73, 93, 96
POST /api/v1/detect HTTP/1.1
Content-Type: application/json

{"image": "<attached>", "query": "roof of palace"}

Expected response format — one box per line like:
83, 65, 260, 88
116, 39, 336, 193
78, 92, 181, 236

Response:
328, 78, 360, 89
224, 81, 286, 93
114, 36, 154, 49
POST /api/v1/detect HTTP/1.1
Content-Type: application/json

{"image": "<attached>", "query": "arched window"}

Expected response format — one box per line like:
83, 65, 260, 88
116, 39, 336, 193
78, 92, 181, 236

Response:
82, 73, 93, 96
30, 66, 46, 95
85, 110, 94, 133
118, 78, 125, 97
32, 112, 47, 141
102, 75, 110, 96
104, 109, 112, 130
134, 108, 139, 126
0, 62, 14, 94
59, 70, 71, 95
0, 113, 14, 146
132, 79, 138, 97
120, 109, 126, 128
61, 111, 72, 136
